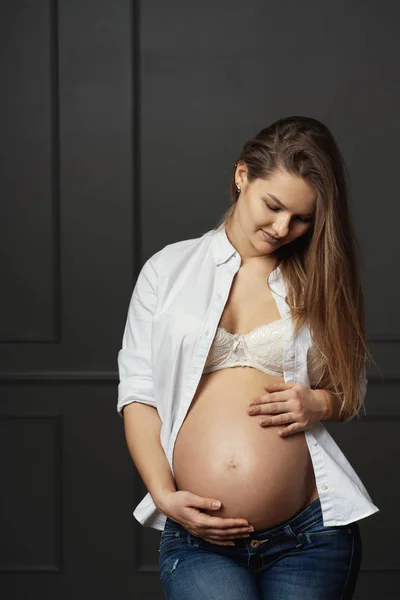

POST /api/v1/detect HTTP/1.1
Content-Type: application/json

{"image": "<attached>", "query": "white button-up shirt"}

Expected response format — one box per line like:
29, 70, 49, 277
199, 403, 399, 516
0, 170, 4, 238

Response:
117, 223, 379, 531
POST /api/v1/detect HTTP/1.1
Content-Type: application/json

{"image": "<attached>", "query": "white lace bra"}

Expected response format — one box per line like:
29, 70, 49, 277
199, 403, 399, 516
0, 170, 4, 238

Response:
203, 318, 285, 376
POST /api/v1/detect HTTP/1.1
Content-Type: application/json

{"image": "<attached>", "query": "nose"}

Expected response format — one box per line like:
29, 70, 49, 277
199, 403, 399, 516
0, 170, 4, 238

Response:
273, 216, 290, 238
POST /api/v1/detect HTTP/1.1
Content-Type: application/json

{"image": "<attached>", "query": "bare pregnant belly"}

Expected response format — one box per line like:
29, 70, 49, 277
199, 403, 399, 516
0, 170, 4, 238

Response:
172, 368, 318, 530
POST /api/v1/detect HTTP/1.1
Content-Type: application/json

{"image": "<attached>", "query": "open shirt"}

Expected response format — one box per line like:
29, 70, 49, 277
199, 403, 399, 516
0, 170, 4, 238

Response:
117, 223, 379, 530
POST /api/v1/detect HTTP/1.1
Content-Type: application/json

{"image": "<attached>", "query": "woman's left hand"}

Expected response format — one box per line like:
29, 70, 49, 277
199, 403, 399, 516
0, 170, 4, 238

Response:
247, 382, 326, 437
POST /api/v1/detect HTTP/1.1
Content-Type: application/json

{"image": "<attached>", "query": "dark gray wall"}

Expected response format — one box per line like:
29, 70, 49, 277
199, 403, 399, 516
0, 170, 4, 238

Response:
0, 0, 398, 598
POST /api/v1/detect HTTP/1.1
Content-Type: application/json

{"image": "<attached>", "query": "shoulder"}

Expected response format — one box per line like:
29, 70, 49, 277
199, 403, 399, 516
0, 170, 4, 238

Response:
149, 228, 214, 272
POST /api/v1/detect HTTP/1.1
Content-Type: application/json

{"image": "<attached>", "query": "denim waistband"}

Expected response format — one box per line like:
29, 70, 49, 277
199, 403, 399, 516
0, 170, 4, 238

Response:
164, 497, 323, 543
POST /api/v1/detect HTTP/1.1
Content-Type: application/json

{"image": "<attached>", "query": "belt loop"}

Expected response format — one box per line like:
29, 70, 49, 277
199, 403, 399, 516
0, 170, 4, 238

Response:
284, 524, 304, 548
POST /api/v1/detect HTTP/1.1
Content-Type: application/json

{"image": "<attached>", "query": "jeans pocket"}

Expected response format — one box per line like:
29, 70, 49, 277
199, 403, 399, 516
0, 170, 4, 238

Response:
299, 518, 355, 546
159, 528, 182, 550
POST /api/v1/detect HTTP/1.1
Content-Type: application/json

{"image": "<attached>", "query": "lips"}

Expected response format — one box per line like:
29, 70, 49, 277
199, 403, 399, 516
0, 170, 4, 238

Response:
261, 229, 281, 244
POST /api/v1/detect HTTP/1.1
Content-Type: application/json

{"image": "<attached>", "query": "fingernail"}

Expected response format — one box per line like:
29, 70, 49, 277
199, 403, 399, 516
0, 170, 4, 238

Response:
248, 407, 255, 414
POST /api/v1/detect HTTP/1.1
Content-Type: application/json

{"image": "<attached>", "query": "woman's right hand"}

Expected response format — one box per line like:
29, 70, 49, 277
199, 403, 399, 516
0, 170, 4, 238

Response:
158, 490, 255, 546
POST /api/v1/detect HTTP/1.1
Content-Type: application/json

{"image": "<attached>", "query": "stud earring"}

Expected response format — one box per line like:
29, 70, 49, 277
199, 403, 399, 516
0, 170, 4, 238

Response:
236, 184, 241, 193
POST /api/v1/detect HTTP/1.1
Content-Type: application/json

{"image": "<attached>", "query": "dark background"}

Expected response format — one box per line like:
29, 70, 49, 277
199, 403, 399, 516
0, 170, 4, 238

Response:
0, 1, 398, 598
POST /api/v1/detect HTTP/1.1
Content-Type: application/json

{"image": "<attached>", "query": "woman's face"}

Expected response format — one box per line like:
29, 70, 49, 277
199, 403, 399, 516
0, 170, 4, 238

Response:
233, 164, 317, 254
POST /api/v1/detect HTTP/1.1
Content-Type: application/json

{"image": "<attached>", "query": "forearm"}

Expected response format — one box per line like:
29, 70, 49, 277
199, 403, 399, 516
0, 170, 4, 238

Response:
312, 388, 344, 422
122, 402, 176, 509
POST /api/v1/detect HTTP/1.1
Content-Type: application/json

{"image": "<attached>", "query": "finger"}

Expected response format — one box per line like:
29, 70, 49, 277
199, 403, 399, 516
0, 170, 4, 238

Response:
201, 526, 254, 537
264, 382, 296, 391
279, 424, 303, 437
259, 413, 297, 427
203, 537, 236, 546
204, 532, 252, 542
250, 390, 292, 406
204, 531, 253, 543
247, 401, 289, 416
196, 516, 251, 529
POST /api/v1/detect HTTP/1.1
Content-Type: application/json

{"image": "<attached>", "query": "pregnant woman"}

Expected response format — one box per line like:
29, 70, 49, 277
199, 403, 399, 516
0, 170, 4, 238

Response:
117, 116, 379, 599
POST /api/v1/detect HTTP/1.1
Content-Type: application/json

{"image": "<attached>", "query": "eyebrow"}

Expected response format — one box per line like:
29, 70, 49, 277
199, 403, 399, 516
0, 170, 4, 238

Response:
264, 193, 315, 217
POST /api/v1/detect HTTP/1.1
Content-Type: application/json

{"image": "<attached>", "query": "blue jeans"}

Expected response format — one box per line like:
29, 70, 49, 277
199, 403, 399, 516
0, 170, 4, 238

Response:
158, 497, 362, 599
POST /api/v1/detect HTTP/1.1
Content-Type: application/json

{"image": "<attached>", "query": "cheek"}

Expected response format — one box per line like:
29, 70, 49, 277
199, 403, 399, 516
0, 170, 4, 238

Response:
289, 223, 312, 241
297, 220, 313, 233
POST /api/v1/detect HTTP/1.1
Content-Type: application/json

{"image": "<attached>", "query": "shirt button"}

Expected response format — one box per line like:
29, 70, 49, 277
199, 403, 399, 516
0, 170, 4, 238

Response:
205, 329, 210, 336
289, 351, 295, 358
312, 439, 318, 446
321, 484, 328, 491
192, 368, 198, 375
217, 293, 223, 300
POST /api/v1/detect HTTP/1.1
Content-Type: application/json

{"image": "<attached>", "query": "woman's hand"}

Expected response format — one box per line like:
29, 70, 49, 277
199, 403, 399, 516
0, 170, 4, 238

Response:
158, 490, 255, 546
247, 382, 326, 437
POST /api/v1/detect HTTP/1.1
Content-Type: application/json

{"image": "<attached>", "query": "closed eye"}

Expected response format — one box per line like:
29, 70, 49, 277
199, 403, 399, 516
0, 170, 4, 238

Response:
264, 202, 313, 224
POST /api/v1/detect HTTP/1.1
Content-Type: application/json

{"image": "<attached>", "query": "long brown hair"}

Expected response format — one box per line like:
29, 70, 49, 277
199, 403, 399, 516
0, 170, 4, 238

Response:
215, 115, 375, 421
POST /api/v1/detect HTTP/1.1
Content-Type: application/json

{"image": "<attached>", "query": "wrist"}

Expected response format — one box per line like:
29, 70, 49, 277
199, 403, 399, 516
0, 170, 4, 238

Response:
154, 487, 177, 512
314, 389, 330, 420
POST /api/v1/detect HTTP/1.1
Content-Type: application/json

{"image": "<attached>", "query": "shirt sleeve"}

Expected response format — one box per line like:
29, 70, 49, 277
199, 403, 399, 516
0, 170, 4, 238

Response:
116, 256, 158, 417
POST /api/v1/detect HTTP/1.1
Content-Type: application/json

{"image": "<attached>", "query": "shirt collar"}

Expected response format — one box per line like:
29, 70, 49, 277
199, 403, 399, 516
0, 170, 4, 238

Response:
212, 223, 238, 266
211, 222, 281, 284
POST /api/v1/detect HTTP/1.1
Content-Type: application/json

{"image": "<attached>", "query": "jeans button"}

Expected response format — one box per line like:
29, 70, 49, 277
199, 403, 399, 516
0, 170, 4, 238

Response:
250, 539, 260, 548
